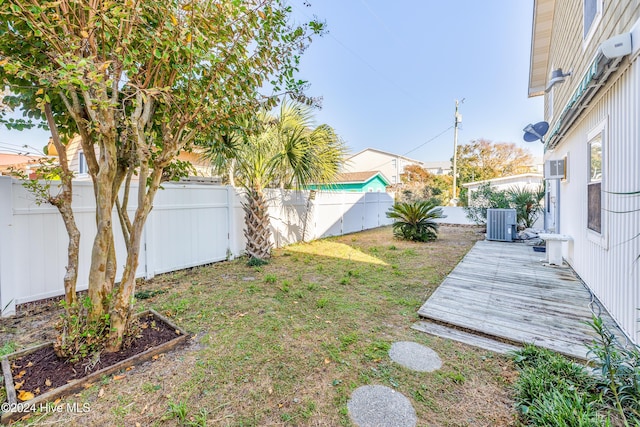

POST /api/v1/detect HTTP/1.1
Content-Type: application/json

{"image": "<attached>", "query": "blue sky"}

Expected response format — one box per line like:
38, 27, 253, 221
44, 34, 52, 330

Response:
291, 0, 545, 161
0, 0, 545, 162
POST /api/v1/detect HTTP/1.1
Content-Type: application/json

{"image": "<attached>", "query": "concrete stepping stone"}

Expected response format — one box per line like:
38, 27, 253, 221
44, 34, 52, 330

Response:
347, 385, 417, 427
389, 341, 442, 372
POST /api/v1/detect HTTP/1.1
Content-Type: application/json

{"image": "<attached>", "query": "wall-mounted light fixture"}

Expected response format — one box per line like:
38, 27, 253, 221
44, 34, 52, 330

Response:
545, 68, 572, 92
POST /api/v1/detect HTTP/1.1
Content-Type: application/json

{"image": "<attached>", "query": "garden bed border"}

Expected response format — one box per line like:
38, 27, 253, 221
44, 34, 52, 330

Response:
1, 309, 187, 424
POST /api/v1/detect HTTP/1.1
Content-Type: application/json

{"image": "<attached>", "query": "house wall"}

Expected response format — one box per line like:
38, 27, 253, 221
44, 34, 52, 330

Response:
464, 175, 544, 200
345, 150, 422, 185
0, 177, 393, 316
542, 1, 640, 343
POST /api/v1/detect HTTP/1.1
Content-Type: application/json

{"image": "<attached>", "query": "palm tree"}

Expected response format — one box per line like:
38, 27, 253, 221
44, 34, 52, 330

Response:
204, 100, 347, 259
507, 186, 545, 228
386, 200, 446, 242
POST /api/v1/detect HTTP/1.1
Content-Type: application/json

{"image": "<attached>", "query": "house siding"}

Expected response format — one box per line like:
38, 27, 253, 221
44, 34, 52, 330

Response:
542, 0, 640, 342
345, 149, 423, 185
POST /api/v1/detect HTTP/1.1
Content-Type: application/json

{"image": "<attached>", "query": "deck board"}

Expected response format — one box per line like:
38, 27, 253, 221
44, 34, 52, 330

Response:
416, 240, 626, 360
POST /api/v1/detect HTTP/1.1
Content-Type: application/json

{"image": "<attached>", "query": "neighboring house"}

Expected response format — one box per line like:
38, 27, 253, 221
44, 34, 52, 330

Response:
529, 0, 640, 343
47, 136, 216, 179
462, 173, 544, 204
0, 152, 44, 176
344, 148, 424, 185
307, 171, 389, 193
423, 161, 452, 176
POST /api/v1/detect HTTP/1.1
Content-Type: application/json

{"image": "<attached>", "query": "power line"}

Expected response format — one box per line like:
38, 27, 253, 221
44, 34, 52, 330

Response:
296, 6, 425, 107
360, 124, 454, 173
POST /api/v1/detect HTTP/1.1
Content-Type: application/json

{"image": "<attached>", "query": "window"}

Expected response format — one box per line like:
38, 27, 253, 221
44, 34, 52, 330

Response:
587, 127, 603, 233
78, 151, 88, 175
583, 0, 602, 42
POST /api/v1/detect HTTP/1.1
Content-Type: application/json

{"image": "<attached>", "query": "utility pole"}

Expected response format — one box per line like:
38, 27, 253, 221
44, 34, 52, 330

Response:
451, 99, 463, 206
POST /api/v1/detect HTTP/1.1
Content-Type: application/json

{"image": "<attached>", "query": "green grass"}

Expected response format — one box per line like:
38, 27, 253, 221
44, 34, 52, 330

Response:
5, 225, 520, 426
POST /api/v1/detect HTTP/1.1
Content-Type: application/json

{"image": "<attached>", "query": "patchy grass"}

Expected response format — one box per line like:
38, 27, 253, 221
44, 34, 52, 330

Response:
3, 225, 518, 426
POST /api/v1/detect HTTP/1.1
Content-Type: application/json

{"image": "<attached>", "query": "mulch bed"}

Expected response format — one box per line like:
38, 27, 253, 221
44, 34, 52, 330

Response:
8, 312, 180, 397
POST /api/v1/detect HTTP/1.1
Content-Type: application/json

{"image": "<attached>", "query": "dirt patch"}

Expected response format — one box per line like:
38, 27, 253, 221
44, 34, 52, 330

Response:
7, 313, 180, 396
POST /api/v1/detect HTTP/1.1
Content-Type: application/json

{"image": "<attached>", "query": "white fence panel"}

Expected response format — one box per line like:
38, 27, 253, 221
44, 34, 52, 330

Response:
0, 177, 394, 316
313, 192, 344, 238
342, 193, 366, 235
146, 184, 233, 276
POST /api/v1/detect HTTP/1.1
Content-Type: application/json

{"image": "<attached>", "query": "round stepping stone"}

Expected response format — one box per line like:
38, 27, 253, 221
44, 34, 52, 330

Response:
389, 341, 442, 372
348, 385, 417, 427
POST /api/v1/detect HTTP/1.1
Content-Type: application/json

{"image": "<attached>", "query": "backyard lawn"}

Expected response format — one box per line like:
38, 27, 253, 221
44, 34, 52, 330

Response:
1, 225, 519, 426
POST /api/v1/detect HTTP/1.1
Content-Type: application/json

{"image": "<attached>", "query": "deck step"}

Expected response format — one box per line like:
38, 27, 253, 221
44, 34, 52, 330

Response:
412, 321, 522, 355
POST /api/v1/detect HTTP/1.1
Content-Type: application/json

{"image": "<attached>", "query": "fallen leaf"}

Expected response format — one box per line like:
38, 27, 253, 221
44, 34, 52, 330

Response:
14, 370, 26, 380
113, 374, 126, 381
14, 380, 24, 390
45, 379, 52, 387
324, 358, 331, 364
175, 329, 181, 334
152, 355, 159, 360
53, 399, 61, 405
83, 382, 94, 389
268, 388, 273, 394
126, 366, 134, 371
26, 361, 33, 367
98, 388, 104, 398
34, 388, 40, 394
18, 390, 34, 401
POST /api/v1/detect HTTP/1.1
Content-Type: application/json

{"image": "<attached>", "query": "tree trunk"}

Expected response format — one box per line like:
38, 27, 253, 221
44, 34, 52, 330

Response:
243, 187, 273, 259
44, 103, 80, 308
87, 139, 118, 321
106, 168, 162, 351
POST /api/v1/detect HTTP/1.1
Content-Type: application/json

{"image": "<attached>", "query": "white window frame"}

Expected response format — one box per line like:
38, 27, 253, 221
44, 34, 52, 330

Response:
583, 0, 603, 48
586, 118, 607, 248
78, 151, 88, 176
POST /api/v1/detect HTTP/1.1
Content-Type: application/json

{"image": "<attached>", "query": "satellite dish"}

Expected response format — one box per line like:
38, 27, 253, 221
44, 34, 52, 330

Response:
523, 121, 549, 142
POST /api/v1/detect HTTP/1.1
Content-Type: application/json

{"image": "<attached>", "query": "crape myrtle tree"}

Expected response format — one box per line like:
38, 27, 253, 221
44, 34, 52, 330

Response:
0, 0, 323, 354
204, 100, 347, 260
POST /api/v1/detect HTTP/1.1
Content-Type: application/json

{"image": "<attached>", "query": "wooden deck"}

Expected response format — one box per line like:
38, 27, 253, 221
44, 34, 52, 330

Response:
415, 240, 625, 360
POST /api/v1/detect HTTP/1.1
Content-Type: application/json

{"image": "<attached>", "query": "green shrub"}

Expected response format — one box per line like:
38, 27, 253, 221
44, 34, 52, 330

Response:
464, 183, 544, 227
386, 201, 445, 242
512, 336, 640, 426
587, 316, 640, 423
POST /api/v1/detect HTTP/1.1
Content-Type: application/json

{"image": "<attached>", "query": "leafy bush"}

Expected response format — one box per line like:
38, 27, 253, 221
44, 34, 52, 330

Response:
587, 316, 640, 423
512, 345, 605, 426
464, 183, 544, 228
386, 201, 446, 242
512, 320, 640, 427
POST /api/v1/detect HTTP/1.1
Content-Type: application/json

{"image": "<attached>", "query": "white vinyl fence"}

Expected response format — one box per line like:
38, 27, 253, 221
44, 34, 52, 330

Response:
0, 177, 393, 315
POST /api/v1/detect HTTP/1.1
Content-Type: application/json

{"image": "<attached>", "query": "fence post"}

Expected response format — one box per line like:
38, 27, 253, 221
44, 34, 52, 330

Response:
226, 186, 237, 260
0, 177, 16, 316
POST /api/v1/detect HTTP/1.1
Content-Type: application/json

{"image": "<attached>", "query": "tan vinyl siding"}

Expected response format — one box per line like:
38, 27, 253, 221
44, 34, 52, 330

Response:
546, 1, 640, 125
